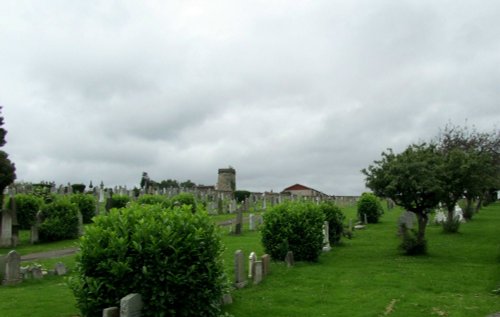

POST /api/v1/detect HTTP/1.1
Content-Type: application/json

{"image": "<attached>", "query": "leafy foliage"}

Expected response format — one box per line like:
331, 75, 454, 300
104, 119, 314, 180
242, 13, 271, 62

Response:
70, 194, 96, 224
363, 143, 444, 253
71, 184, 86, 193
171, 192, 197, 213
137, 194, 171, 208
12, 194, 43, 229
107, 194, 130, 210
356, 193, 384, 224
234, 190, 251, 203
70, 204, 226, 317
261, 201, 325, 262
399, 225, 427, 255
0, 106, 15, 205
39, 197, 80, 242
318, 201, 345, 245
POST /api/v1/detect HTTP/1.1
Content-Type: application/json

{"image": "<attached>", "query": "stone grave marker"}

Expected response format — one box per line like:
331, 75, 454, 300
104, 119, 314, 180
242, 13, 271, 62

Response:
253, 261, 263, 284
285, 251, 294, 267
261, 254, 270, 276
54, 262, 67, 275
0, 209, 13, 247
248, 252, 257, 278
234, 250, 247, 288
30, 211, 42, 244
32, 267, 43, 279
322, 221, 332, 252
248, 213, 255, 231
2, 250, 21, 285
234, 209, 243, 235
103, 307, 119, 317
120, 293, 143, 317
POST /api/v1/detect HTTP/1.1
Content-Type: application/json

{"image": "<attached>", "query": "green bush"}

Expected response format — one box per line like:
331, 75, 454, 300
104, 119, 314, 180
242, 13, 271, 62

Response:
137, 194, 171, 208
70, 194, 96, 224
71, 184, 86, 193
106, 194, 130, 211
70, 204, 226, 317
261, 201, 325, 262
171, 192, 197, 213
319, 201, 345, 245
39, 197, 80, 242
399, 226, 427, 255
357, 192, 384, 223
12, 194, 43, 229
442, 216, 461, 233
234, 190, 251, 203
32, 183, 55, 204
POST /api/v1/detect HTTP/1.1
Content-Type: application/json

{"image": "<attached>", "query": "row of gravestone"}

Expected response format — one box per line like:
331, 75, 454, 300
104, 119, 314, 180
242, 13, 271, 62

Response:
0, 250, 67, 286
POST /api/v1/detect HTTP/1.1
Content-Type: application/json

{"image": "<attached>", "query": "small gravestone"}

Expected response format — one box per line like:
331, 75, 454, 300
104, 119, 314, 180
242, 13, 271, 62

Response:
248, 252, 257, 278
54, 262, 67, 275
248, 213, 255, 231
285, 251, 294, 267
103, 307, 119, 317
221, 293, 233, 305
253, 261, 263, 284
0, 210, 13, 247
322, 221, 332, 252
234, 250, 247, 288
30, 211, 42, 244
2, 250, 21, 285
234, 210, 243, 235
32, 267, 43, 279
261, 254, 270, 276
398, 211, 416, 231
120, 293, 143, 317
363, 213, 368, 224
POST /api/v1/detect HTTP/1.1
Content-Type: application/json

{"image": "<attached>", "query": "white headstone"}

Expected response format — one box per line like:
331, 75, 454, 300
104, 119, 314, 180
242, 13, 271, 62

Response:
248, 252, 257, 278
2, 250, 21, 285
322, 221, 332, 252
249, 213, 255, 231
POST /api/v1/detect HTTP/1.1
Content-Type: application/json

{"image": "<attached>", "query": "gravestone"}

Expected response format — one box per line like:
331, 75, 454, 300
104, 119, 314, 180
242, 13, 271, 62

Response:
0, 210, 13, 247
285, 251, 294, 267
103, 307, 119, 317
32, 267, 43, 279
54, 262, 67, 275
9, 196, 19, 247
234, 210, 243, 235
2, 250, 21, 285
222, 293, 233, 305
248, 213, 255, 231
261, 254, 270, 276
234, 250, 247, 288
30, 211, 42, 244
120, 293, 143, 317
398, 211, 416, 229
253, 261, 263, 284
322, 221, 332, 252
248, 252, 257, 278
363, 213, 368, 225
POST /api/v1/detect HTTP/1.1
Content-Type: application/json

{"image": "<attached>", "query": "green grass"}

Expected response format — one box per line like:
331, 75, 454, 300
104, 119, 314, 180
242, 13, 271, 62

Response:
0, 203, 498, 317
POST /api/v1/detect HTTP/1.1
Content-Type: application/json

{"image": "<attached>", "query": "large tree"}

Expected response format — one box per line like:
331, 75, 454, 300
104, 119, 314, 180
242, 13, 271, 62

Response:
0, 106, 16, 206
362, 143, 444, 253
436, 124, 500, 217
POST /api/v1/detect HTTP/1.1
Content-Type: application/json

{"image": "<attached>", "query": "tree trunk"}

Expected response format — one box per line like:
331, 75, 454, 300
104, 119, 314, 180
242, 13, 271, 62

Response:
464, 197, 475, 220
446, 206, 454, 226
416, 212, 427, 244
475, 195, 483, 213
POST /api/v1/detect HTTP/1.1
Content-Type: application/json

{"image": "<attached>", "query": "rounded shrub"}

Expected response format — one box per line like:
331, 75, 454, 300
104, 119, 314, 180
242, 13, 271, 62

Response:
107, 194, 130, 210
39, 197, 80, 242
357, 192, 384, 223
13, 194, 43, 229
400, 226, 427, 255
171, 192, 197, 213
261, 201, 325, 262
71, 183, 86, 193
70, 194, 96, 224
137, 194, 170, 208
319, 201, 345, 245
70, 204, 226, 317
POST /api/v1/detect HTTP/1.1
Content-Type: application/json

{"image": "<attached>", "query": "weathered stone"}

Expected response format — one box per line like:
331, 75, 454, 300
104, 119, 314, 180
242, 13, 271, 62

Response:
0, 210, 13, 247
54, 262, 67, 275
234, 250, 247, 288
2, 250, 21, 285
248, 252, 256, 278
261, 254, 270, 276
248, 213, 255, 231
285, 251, 294, 267
32, 267, 43, 279
221, 293, 233, 305
120, 293, 143, 317
252, 261, 263, 284
102, 307, 119, 317
322, 221, 332, 252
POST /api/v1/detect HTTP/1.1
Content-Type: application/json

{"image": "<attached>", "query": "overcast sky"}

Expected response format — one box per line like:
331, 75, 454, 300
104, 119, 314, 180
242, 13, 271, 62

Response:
1, 1, 499, 195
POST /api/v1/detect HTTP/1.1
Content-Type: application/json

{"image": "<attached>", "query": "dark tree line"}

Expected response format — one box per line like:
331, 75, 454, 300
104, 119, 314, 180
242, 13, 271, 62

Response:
0, 106, 16, 207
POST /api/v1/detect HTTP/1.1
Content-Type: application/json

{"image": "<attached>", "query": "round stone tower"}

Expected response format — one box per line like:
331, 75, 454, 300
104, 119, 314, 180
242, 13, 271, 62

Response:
217, 167, 236, 192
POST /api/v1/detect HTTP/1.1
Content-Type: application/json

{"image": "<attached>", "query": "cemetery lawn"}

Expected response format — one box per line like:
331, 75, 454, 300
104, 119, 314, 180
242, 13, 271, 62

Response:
0, 203, 499, 316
